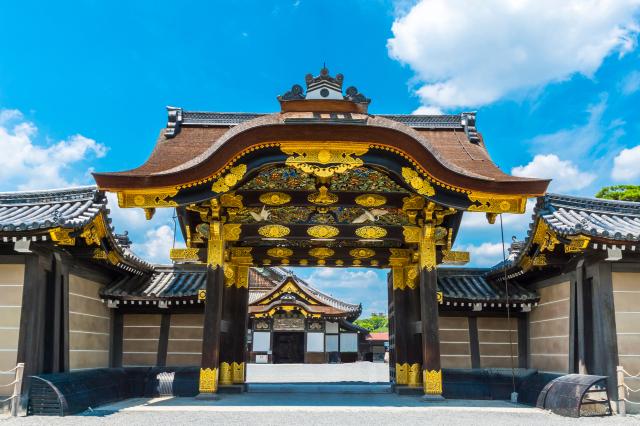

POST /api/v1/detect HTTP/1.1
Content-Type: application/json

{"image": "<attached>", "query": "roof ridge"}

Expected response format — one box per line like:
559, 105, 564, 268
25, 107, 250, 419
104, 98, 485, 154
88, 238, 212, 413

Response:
545, 193, 640, 215
0, 185, 100, 205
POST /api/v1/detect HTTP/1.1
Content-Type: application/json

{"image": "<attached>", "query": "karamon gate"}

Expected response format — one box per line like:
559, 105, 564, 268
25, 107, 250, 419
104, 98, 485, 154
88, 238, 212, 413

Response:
94, 68, 549, 398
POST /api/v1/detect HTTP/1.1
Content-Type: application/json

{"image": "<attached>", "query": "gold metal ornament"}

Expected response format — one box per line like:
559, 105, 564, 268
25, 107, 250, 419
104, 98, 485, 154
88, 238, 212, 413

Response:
117, 188, 179, 208
267, 247, 294, 258
355, 226, 387, 239
402, 226, 421, 243
307, 225, 339, 239
423, 369, 442, 395
441, 250, 470, 265
80, 215, 108, 246
396, 363, 408, 385
401, 167, 435, 196
223, 224, 242, 241
211, 164, 247, 193
307, 186, 338, 205
258, 224, 290, 238
280, 142, 369, 178
402, 194, 425, 211
408, 363, 422, 387
198, 289, 207, 300
49, 227, 76, 246
220, 192, 244, 208
467, 191, 527, 214
349, 248, 375, 259
219, 362, 233, 385
565, 235, 591, 253
259, 192, 292, 206
532, 220, 560, 252
170, 248, 201, 262
232, 362, 245, 384
199, 367, 218, 393
419, 225, 437, 271
309, 247, 334, 259
355, 194, 386, 207
207, 221, 224, 267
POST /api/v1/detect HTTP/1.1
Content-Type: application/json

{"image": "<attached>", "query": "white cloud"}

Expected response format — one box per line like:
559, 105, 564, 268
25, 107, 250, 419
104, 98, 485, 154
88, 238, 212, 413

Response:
457, 242, 506, 267
512, 154, 596, 193
388, 0, 640, 109
612, 145, 640, 180
131, 224, 184, 265
621, 70, 640, 94
0, 109, 107, 190
412, 105, 444, 115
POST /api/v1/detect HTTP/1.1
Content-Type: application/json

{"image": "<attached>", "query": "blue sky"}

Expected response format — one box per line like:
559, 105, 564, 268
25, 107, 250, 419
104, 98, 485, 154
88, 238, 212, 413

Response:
1, 1, 640, 316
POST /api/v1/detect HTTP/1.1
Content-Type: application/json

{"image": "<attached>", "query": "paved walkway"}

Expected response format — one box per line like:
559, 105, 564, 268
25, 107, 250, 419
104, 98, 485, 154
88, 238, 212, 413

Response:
247, 362, 389, 383
3, 394, 638, 425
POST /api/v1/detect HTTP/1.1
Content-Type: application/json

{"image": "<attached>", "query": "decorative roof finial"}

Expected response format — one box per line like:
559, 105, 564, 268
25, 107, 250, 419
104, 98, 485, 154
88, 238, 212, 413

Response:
278, 67, 370, 106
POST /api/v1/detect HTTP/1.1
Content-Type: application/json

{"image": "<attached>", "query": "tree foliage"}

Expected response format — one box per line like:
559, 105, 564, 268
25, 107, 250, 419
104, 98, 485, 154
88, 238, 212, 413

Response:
595, 185, 640, 202
354, 313, 388, 332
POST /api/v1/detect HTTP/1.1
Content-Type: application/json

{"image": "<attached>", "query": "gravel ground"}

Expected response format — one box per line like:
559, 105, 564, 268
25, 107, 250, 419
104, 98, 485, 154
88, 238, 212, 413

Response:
2, 394, 638, 426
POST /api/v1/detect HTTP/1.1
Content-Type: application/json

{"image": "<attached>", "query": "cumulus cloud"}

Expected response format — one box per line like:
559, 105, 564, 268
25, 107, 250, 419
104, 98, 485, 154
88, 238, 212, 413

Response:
612, 145, 640, 180
457, 242, 506, 267
512, 154, 596, 193
131, 224, 184, 265
388, 0, 640, 109
0, 108, 107, 190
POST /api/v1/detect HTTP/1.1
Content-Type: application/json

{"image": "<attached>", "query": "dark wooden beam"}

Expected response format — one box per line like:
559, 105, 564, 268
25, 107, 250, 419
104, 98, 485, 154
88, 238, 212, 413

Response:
419, 267, 443, 398
517, 316, 528, 369
157, 313, 170, 367
198, 266, 225, 398
468, 316, 480, 369
110, 310, 124, 368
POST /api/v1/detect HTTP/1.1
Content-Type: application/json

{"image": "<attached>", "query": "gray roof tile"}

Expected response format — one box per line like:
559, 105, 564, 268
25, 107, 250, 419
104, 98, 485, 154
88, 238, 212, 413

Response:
438, 268, 538, 303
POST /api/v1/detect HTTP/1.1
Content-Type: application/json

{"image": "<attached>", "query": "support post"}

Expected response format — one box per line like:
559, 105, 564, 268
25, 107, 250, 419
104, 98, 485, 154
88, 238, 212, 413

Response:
419, 224, 444, 400
617, 365, 626, 416
232, 257, 251, 385
197, 220, 225, 399
157, 313, 170, 367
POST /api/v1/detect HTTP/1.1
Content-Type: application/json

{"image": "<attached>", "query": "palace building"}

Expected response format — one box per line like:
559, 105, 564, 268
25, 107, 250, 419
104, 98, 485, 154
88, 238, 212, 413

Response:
0, 68, 638, 416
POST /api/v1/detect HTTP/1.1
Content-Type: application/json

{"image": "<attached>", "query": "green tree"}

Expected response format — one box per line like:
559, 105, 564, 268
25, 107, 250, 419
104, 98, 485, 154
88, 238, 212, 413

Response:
354, 313, 388, 332
595, 185, 640, 202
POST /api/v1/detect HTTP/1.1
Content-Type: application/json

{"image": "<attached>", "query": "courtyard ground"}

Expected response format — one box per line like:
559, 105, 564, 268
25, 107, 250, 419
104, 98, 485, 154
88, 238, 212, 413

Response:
2, 363, 638, 425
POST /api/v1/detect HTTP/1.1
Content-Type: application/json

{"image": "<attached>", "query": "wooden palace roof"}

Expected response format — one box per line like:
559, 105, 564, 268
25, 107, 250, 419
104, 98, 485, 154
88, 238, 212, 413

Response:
101, 265, 362, 319
93, 67, 549, 197
0, 186, 151, 274
489, 193, 640, 281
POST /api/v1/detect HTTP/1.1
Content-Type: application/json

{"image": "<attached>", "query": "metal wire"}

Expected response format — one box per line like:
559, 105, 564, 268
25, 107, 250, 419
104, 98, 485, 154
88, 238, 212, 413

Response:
500, 214, 517, 395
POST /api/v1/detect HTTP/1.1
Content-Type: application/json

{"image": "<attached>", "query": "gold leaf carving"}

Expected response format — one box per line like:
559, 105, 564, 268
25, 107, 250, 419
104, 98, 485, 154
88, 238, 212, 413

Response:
267, 247, 293, 258
223, 223, 242, 241
259, 192, 292, 206
49, 227, 76, 246
565, 235, 590, 253
403, 226, 421, 244
281, 142, 368, 178
219, 362, 233, 386
307, 225, 339, 239
170, 248, 201, 262
349, 248, 375, 259
467, 191, 527, 214
355, 226, 387, 239
308, 247, 334, 259
118, 189, 178, 208
407, 363, 422, 387
220, 192, 244, 208
401, 168, 435, 196
402, 194, 425, 211
211, 164, 247, 193
355, 194, 386, 207
307, 186, 338, 205
258, 224, 290, 238
441, 250, 470, 265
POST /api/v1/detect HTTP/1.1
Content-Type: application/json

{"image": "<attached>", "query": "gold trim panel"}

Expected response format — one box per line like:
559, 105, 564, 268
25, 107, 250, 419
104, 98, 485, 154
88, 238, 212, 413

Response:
355, 226, 387, 239
259, 192, 292, 206
307, 225, 339, 239
355, 194, 386, 207
258, 224, 290, 238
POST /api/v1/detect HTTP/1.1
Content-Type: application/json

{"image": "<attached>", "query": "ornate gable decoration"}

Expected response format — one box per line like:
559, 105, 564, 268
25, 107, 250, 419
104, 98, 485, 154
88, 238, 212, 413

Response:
278, 67, 370, 108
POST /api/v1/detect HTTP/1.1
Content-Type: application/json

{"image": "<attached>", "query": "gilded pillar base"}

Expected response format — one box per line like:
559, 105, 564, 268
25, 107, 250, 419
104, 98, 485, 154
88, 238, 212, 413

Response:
407, 363, 422, 387
232, 362, 245, 384
395, 363, 408, 385
198, 367, 218, 394
423, 369, 443, 396
219, 362, 233, 386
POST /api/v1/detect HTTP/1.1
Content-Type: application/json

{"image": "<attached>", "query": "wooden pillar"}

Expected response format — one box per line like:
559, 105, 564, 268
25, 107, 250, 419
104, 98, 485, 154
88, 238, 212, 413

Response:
392, 266, 408, 386
419, 224, 443, 399
198, 221, 225, 399
110, 310, 124, 368
232, 262, 250, 385
218, 275, 235, 386
157, 313, 170, 367
387, 272, 396, 382
468, 316, 480, 369
405, 266, 422, 388
589, 261, 619, 399
517, 316, 528, 369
